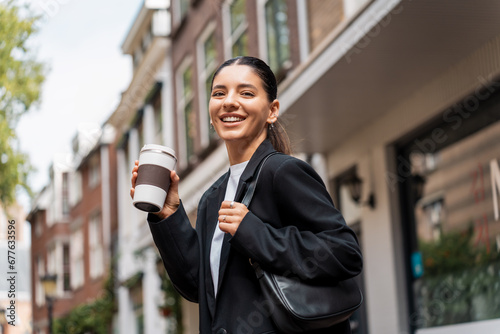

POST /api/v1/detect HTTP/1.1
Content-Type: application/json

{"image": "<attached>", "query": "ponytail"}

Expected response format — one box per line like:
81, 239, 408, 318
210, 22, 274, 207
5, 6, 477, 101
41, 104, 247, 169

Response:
268, 119, 291, 155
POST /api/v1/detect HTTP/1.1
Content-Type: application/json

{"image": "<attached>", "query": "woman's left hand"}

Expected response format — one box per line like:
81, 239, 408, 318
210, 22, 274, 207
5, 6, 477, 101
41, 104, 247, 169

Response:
218, 200, 249, 236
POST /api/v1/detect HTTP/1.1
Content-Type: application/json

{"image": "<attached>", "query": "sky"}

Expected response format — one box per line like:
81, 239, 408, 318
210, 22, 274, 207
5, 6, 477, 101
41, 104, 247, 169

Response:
15, 0, 143, 210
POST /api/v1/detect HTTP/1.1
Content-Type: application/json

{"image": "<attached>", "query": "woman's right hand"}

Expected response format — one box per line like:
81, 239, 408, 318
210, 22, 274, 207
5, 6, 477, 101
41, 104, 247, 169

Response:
130, 160, 181, 220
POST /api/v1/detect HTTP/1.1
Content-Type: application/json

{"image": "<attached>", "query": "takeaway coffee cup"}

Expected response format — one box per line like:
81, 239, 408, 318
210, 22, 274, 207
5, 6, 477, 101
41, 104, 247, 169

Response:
133, 144, 177, 213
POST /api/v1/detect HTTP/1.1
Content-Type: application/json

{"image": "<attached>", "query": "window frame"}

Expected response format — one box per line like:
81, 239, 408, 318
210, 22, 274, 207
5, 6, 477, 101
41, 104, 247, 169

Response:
175, 56, 196, 168
88, 155, 101, 189
197, 21, 218, 149
70, 223, 85, 289
263, 0, 291, 77
223, 0, 249, 59
89, 210, 104, 279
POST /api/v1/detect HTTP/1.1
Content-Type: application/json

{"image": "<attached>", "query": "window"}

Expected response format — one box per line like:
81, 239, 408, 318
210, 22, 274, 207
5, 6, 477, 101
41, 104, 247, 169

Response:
131, 283, 144, 334
35, 256, 45, 306
70, 171, 82, 206
89, 211, 104, 279
399, 117, 500, 331
177, 60, 196, 165
225, 0, 248, 58
63, 244, 71, 291
47, 245, 57, 276
142, 28, 152, 53
35, 218, 42, 237
62, 172, 70, 216
88, 156, 100, 189
137, 117, 145, 151
133, 48, 143, 70
307, 0, 344, 51
198, 23, 218, 147
265, 0, 291, 78
70, 226, 84, 289
153, 94, 163, 144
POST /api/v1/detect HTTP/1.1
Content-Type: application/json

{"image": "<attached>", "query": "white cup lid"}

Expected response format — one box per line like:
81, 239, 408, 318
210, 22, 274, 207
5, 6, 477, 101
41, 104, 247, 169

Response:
140, 144, 176, 159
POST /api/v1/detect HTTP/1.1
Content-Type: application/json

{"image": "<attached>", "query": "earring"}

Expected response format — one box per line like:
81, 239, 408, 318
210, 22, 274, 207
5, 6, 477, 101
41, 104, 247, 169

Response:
210, 120, 214, 130
268, 122, 275, 131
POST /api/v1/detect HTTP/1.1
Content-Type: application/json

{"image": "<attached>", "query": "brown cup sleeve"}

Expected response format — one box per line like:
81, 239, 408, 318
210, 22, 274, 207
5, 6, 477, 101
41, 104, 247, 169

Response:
136, 164, 171, 193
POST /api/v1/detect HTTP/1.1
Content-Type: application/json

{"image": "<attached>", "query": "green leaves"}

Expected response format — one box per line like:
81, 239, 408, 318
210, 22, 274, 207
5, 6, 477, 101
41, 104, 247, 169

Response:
0, 1, 45, 205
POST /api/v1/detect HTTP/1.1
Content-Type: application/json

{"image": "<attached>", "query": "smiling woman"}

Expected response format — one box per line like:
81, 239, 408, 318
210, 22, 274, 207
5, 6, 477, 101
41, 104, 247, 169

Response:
210, 56, 291, 158
132, 56, 362, 334
209, 64, 279, 164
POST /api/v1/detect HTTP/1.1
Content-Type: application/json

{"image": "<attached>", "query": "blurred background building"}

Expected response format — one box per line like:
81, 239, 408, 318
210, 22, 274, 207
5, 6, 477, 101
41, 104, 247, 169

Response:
25, 0, 500, 333
0, 204, 32, 334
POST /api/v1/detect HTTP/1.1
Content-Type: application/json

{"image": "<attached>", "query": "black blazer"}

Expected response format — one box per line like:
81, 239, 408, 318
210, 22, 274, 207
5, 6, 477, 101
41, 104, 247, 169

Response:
148, 139, 363, 334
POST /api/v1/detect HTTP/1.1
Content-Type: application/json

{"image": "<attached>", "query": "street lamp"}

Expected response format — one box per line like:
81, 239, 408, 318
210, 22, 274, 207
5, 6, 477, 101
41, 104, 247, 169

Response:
40, 274, 57, 334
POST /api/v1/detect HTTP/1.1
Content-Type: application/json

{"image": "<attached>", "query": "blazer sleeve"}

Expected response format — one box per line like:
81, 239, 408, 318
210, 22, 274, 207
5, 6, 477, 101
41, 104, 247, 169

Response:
148, 201, 199, 302
230, 157, 362, 282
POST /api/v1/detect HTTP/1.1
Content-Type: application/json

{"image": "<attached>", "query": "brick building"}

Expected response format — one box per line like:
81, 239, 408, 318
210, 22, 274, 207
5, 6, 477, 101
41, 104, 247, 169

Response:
0, 203, 32, 334
26, 0, 500, 333
27, 124, 118, 334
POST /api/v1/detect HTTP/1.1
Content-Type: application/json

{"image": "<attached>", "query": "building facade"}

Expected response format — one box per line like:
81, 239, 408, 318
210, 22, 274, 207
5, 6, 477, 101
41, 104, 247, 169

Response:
117, 0, 500, 333
0, 203, 32, 334
27, 123, 118, 334
26, 0, 500, 333
109, 1, 174, 333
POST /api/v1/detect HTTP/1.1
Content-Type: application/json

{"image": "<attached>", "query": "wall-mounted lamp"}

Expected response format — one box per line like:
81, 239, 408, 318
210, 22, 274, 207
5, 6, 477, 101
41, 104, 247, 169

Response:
343, 173, 376, 209
41, 274, 57, 334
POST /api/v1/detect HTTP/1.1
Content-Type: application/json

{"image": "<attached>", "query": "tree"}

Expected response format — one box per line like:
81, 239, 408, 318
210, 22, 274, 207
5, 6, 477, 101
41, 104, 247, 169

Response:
0, 0, 45, 205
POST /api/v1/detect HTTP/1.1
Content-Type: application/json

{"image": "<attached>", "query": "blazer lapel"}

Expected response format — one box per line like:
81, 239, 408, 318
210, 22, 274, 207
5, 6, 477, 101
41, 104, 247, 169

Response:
204, 174, 228, 318
216, 139, 276, 293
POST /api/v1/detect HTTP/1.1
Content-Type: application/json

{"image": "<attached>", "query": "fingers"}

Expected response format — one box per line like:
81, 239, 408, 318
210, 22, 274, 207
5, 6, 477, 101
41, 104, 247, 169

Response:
169, 170, 180, 191
131, 160, 139, 186
217, 201, 249, 236
130, 160, 139, 199
219, 200, 246, 209
218, 201, 246, 220
130, 162, 181, 216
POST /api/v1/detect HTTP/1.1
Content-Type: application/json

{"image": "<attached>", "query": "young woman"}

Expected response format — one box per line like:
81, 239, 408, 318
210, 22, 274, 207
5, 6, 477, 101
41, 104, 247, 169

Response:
131, 56, 362, 333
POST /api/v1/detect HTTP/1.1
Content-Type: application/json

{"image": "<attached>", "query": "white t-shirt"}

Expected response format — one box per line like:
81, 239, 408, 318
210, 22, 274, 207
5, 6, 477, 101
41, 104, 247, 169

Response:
210, 160, 249, 296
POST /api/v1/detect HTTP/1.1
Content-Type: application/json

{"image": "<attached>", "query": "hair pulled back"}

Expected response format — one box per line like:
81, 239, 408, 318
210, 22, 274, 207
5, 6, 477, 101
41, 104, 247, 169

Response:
211, 56, 291, 155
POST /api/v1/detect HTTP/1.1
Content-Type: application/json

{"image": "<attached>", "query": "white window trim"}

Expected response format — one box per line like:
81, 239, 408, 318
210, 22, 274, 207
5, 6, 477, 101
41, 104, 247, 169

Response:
69, 170, 82, 207
256, 0, 268, 62
296, 0, 310, 63
88, 156, 101, 189
223, 0, 249, 59
175, 56, 194, 169
197, 21, 217, 149
35, 256, 45, 307
89, 211, 104, 279
416, 318, 500, 334
70, 223, 85, 289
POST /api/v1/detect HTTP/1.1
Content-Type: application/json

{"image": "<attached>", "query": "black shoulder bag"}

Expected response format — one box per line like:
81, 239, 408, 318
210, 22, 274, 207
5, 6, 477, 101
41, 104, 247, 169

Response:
241, 152, 363, 333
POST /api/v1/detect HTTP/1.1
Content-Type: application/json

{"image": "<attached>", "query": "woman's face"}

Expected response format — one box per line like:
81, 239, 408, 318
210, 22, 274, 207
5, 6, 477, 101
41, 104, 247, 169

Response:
209, 64, 278, 145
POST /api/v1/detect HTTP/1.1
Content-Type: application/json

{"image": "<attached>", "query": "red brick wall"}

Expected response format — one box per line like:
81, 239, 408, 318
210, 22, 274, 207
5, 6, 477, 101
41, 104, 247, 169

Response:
307, 0, 344, 51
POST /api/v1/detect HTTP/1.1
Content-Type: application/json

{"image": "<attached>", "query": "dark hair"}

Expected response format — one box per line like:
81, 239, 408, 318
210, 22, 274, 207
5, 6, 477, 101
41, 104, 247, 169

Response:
211, 56, 291, 155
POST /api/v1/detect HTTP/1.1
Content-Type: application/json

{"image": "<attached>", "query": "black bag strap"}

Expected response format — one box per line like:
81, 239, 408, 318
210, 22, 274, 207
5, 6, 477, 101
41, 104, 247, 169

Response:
241, 151, 279, 208
243, 151, 278, 272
